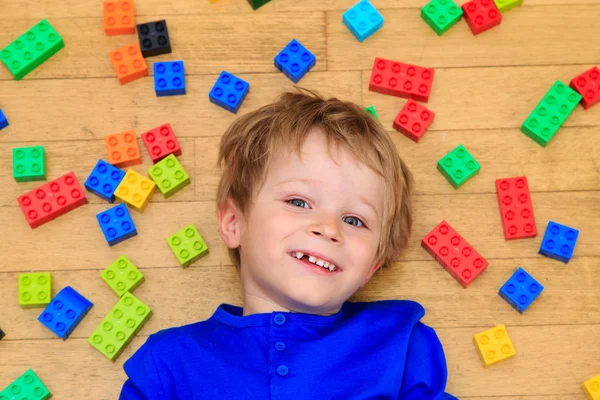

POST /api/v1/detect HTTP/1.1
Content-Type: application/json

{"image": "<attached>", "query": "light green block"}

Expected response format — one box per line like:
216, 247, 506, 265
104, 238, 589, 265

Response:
101, 255, 145, 297
0, 369, 51, 400
167, 224, 209, 268
148, 154, 190, 198
494, 0, 523, 12
18, 272, 52, 308
437, 144, 480, 189
364, 106, 379, 119
421, 0, 463, 36
13, 146, 46, 182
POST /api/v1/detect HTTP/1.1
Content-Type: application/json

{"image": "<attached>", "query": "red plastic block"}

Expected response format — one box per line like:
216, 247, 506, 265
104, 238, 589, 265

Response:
570, 66, 600, 110
421, 220, 488, 288
105, 130, 142, 168
462, 0, 502, 36
369, 57, 435, 103
17, 172, 88, 229
392, 99, 435, 142
495, 176, 537, 240
141, 123, 182, 164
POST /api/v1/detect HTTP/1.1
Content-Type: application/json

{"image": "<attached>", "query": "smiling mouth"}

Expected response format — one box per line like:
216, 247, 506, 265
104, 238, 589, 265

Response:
289, 251, 341, 274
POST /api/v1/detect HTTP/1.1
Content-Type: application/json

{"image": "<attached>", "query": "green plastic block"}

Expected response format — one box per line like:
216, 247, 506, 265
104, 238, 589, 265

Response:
88, 292, 152, 361
13, 146, 46, 182
0, 19, 65, 81
494, 0, 523, 12
148, 154, 190, 198
167, 224, 209, 268
18, 272, 52, 308
247, 0, 271, 10
0, 369, 51, 400
101, 255, 145, 297
421, 0, 463, 36
437, 144, 480, 189
364, 106, 379, 119
521, 81, 582, 147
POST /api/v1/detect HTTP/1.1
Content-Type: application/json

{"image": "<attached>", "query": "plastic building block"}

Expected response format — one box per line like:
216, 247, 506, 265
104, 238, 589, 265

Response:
96, 203, 137, 246
0, 328, 4, 340
584, 373, 600, 400
539, 221, 579, 263
104, 130, 142, 168
141, 123, 182, 163
38, 286, 93, 340
109, 43, 148, 85
13, 146, 46, 182
208, 71, 250, 114
103, 0, 135, 35
154, 60, 185, 96
0, 369, 51, 400
17, 172, 88, 229
473, 324, 515, 367
148, 154, 190, 198
18, 272, 52, 309
570, 66, 600, 110
167, 224, 209, 267
247, 0, 271, 9
437, 144, 480, 189
137, 20, 171, 58
88, 292, 152, 361
364, 106, 378, 119
274, 39, 316, 84
422, 220, 488, 288
369, 57, 435, 103
421, 0, 463, 36
0, 108, 8, 130
85, 159, 126, 202
393, 99, 435, 143
521, 81, 581, 147
495, 176, 536, 240
0, 19, 64, 81
342, 0, 384, 43
494, 0, 523, 12
498, 267, 544, 313
114, 169, 156, 212
462, 0, 502, 36
101, 255, 144, 297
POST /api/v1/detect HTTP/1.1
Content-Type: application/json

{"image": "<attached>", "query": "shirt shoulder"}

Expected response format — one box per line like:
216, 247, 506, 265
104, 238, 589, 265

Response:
344, 299, 426, 327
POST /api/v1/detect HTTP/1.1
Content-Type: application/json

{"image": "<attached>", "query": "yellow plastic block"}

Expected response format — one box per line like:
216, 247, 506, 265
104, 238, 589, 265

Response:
114, 169, 156, 212
473, 324, 515, 367
584, 373, 600, 400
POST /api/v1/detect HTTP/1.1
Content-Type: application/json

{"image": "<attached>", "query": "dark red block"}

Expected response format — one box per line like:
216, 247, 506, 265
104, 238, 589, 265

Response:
570, 66, 600, 110
462, 0, 502, 36
392, 99, 435, 142
369, 57, 435, 103
495, 176, 537, 240
17, 172, 88, 229
141, 123, 182, 164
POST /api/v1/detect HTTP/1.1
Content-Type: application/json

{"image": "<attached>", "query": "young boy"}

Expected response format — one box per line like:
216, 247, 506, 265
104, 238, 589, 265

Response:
120, 89, 455, 400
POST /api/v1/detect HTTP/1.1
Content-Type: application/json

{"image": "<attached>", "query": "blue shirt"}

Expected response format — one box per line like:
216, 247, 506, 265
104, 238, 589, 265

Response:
120, 300, 456, 400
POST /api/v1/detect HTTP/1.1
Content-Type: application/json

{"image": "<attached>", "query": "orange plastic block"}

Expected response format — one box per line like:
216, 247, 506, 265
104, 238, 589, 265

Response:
105, 130, 142, 168
473, 324, 516, 367
103, 0, 136, 35
584, 373, 600, 400
114, 169, 156, 212
109, 43, 148, 85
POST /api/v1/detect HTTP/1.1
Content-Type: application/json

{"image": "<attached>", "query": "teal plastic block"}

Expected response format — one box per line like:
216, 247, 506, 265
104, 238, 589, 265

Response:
421, 0, 463, 36
13, 146, 46, 182
437, 144, 480, 189
0, 369, 51, 400
247, 0, 271, 10
364, 106, 379, 119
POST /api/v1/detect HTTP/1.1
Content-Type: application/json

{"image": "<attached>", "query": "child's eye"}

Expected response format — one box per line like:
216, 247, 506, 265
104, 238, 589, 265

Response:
343, 216, 365, 228
287, 199, 310, 209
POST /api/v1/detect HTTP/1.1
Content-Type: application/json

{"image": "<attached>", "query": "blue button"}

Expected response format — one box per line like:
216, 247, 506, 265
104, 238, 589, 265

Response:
277, 365, 289, 376
275, 341, 286, 351
274, 313, 286, 325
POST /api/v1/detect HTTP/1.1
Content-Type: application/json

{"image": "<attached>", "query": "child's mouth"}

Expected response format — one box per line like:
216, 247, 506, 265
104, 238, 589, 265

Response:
289, 251, 342, 275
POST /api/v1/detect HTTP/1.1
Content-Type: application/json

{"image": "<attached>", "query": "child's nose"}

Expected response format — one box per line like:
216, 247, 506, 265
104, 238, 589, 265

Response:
309, 216, 342, 243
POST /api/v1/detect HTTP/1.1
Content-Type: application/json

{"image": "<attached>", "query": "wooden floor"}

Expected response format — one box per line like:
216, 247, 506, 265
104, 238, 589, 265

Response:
1, 0, 599, 398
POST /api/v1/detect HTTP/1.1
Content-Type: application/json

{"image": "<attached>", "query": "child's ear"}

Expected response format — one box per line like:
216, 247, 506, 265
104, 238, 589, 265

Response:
217, 197, 244, 249
362, 258, 383, 287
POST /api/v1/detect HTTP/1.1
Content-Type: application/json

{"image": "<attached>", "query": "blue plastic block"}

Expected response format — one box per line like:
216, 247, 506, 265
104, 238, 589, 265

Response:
208, 71, 250, 113
498, 267, 544, 313
85, 160, 126, 202
274, 39, 316, 84
154, 61, 186, 97
0, 108, 8, 130
539, 221, 579, 263
96, 203, 137, 246
37, 286, 93, 340
342, 0, 384, 42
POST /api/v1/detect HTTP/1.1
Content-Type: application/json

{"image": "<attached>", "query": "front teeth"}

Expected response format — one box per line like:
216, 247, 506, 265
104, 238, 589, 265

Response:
294, 252, 337, 272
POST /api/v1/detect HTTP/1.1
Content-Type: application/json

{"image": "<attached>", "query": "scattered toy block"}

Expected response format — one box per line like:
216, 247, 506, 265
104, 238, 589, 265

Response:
422, 220, 488, 287
584, 373, 600, 400
167, 224, 209, 267
437, 144, 480, 189
148, 154, 190, 198
369, 57, 435, 102
0, 19, 64, 80
104, 130, 142, 168
109, 43, 148, 85
103, 0, 136, 35
0, 328, 4, 340
274, 39, 316, 84
154, 60, 185, 96
0, 108, 8, 130
495, 176, 536, 240
13, 146, 46, 182
393, 99, 435, 142
137, 20, 171, 58
208, 71, 250, 113
247, 0, 271, 9
539, 221, 579, 263
521, 80, 581, 147
342, 0, 384, 42
88, 292, 152, 361
141, 123, 182, 163
96, 203, 137, 246
498, 267, 544, 313
364, 106, 378, 119
462, 0, 502, 36
18, 272, 52, 309
114, 169, 156, 212
17, 172, 87, 229
38, 286, 93, 340
85, 159, 126, 202
101, 255, 144, 296
473, 324, 515, 367
0, 369, 51, 400
421, 0, 463, 36
570, 66, 600, 110
493, 0, 523, 12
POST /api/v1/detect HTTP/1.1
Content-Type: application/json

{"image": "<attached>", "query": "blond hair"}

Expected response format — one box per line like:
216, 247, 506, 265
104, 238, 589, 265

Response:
216, 88, 413, 271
